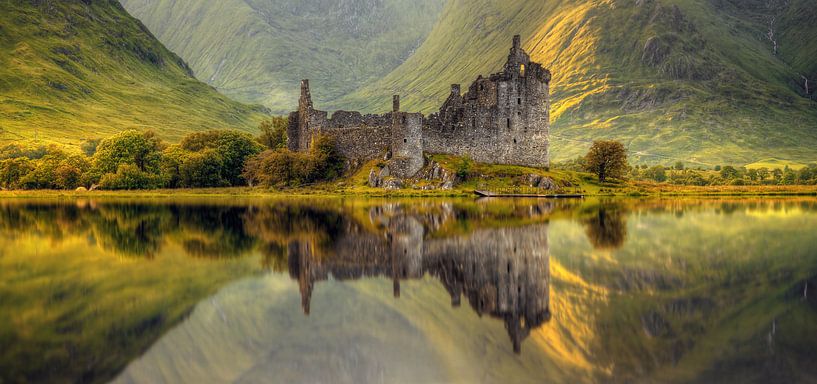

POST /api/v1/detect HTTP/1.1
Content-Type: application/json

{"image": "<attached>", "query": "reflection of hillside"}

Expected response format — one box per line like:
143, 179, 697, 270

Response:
288, 209, 552, 353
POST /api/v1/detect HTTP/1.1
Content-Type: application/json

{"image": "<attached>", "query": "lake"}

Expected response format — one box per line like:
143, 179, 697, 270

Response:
1, 197, 816, 383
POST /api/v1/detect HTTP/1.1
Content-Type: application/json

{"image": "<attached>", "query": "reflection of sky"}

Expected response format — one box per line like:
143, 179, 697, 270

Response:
113, 276, 495, 384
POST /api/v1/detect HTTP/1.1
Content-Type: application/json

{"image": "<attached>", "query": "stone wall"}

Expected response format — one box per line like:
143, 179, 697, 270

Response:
287, 35, 552, 178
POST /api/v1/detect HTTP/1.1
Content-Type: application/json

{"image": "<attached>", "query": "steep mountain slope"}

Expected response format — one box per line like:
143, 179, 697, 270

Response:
0, 0, 267, 147
338, 0, 817, 165
119, 0, 446, 113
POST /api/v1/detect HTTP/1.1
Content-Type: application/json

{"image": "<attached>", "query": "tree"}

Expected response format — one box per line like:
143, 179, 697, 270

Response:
91, 130, 164, 183
719, 165, 738, 179
584, 140, 628, 182
99, 164, 161, 190
308, 134, 344, 181
0, 158, 34, 189
673, 161, 685, 170
756, 167, 770, 181
714, 165, 722, 171
643, 165, 667, 182
180, 130, 264, 186
180, 149, 227, 188
257, 116, 288, 150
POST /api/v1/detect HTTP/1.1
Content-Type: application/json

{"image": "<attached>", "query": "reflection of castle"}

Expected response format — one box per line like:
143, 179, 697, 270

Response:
288, 209, 551, 353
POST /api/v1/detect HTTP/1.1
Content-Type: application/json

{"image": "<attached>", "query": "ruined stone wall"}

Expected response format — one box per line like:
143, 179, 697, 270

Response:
287, 35, 551, 174
422, 36, 551, 168
389, 111, 425, 178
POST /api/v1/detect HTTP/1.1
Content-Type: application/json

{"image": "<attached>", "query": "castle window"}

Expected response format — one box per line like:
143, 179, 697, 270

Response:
514, 138, 517, 144
403, 138, 407, 143
520, 64, 526, 76
517, 97, 521, 105
506, 118, 511, 129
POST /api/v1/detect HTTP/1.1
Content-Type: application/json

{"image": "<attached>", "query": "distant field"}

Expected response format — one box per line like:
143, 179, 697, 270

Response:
746, 158, 809, 170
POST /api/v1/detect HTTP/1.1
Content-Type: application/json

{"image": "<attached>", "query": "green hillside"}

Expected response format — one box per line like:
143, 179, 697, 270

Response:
119, 0, 446, 113
0, 0, 267, 148
337, 0, 817, 165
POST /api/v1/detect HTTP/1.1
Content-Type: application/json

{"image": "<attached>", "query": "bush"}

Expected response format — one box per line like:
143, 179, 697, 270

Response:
180, 149, 227, 188
180, 130, 263, 186
0, 158, 34, 189
643, 165, 667, 182
91, 130, 164, 183
257, 116, 288, 150
243, 134, 344, 187
455, 156, 473, 180
99, 164, 161, 190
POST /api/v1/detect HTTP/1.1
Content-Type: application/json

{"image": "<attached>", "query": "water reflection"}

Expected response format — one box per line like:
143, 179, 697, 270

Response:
288, 205, 552, 353
2, 198, 817, 383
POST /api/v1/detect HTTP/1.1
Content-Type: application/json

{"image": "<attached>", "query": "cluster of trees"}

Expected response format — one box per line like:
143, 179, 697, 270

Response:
0, 117, 346, 191
563, 141, 817, 186
630, 163, 817, 186
243, 134, 344, 187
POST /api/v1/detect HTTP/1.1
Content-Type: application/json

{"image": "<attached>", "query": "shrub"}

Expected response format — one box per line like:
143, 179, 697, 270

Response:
257, 116, 288, 150
99, 164, 161, 190
180, 130, 263, 186
244, 134, 343, 188
91, 130, 164, 183
180, 149, 227, 188
0, 158, 34, 189
455, 156, 473, 180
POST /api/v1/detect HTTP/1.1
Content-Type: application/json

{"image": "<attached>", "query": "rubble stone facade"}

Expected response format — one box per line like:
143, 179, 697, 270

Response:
287, 36, 551, 178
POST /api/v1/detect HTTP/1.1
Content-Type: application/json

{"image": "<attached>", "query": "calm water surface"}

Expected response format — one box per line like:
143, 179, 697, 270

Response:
1, 197, 816, 383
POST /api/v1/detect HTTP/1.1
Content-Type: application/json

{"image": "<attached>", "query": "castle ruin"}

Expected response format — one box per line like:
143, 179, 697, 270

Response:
287, 36, 551, 178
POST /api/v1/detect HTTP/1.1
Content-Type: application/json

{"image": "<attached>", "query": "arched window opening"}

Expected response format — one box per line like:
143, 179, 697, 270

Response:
506, 118, 511, 129
517, 97, 522, 105
520, 64, 526, 76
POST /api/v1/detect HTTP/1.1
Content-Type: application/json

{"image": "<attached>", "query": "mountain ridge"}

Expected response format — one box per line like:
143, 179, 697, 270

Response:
119, 0, 446, 113
0, 0, 267, 147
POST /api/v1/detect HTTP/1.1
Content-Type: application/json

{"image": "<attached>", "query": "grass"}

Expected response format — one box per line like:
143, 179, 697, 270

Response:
0, 1, 268, 149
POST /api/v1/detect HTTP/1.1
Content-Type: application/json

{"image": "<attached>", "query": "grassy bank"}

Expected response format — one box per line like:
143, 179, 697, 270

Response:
2, 179, 816, 199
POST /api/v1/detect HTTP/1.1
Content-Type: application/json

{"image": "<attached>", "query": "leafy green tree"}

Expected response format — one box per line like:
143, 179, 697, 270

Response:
719, 165, 738, 179
782, 167, 797, 185
0, 158, 34, 189
180, 149, 227, 188
159, 145, 188, 188
307, 134, 344, 182
180, 130, 263, 186
99, 164, 161, 190
756, 168, 770, 181
584, 140, 628, 182
673, 161, 684, 170
257, 116, 288, 150
643, 165, 667, 182
91, 130, 164, 183
747, 169, 759, 182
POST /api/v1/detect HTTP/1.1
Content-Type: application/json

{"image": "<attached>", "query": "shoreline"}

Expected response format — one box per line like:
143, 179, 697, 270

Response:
1, 185, 816, 199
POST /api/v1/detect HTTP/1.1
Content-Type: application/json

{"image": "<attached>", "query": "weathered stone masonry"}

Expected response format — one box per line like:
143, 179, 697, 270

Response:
287, 36, 551, 178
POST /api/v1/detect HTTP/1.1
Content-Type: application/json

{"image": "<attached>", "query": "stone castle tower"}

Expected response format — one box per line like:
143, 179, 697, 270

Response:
287, 36, 551, 177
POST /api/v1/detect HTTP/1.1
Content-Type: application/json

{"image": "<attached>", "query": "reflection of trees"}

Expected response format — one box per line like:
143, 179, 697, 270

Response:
584, 205, 628, 250
173, 206, 257, 258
